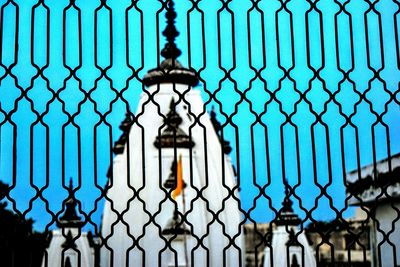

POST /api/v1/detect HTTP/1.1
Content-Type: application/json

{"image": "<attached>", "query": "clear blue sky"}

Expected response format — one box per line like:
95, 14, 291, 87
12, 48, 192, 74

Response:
0, 0, 399, 231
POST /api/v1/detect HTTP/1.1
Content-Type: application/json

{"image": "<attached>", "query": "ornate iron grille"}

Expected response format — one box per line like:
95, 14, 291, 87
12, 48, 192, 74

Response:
0, 0, 399, 266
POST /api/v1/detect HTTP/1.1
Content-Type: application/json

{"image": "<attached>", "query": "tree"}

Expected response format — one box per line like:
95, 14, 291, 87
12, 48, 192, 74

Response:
0, 181, 48, 267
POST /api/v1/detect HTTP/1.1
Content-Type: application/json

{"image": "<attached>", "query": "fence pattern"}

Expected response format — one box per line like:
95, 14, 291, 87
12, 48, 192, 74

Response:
0, 0, 400, 266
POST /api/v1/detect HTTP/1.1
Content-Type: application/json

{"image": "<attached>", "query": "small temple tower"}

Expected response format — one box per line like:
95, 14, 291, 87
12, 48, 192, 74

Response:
161, 209, 192, 267
43, 179, 95, 267
263, 181, 316, 267
100, 1, 244, 266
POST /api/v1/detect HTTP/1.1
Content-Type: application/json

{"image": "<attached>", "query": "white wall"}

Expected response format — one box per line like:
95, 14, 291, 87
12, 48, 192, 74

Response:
42, 228, 94, 267
374, 202, 400, 267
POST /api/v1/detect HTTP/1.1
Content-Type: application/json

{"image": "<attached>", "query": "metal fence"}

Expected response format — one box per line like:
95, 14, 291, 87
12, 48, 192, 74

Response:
0, 0, 399, 266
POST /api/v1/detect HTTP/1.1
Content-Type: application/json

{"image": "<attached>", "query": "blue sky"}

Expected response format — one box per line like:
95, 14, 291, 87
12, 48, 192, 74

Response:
0, 0, 400, 231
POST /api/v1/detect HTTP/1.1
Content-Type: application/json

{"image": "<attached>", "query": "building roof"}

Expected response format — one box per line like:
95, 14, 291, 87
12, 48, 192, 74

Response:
347, 153, 400, 179
346, 154, 400, 204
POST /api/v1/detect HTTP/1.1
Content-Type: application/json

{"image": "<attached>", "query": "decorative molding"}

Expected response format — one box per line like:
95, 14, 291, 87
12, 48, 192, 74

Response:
154, 99, 195, 149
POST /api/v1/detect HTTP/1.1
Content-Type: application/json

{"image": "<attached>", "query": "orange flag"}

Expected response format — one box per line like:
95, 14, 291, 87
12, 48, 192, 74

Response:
172, 154, 183, 199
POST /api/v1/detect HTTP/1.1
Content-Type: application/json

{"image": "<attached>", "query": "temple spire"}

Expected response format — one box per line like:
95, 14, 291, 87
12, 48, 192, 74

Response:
154, 98, 195, 148
275, 179, 301, 226
58, 178, 84, 228
210, 106, 221, 133
162, 209, 190, 236
282, 178, 294, 213
143, 0, 199, 86
163, 159, 187, 190
113, 110, 134, 155
209, 106, 232, 154
161, 0, 182, 60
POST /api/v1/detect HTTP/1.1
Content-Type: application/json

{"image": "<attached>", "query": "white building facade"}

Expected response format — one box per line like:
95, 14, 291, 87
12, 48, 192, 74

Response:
42, 180, 96, 267
347, 154, 400, 267
263, 182, 316, 267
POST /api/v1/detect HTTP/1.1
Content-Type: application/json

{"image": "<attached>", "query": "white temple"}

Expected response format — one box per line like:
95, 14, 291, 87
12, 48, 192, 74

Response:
100, 1, 244, 266
43, 180, 96, 267
263, 182, 316, 267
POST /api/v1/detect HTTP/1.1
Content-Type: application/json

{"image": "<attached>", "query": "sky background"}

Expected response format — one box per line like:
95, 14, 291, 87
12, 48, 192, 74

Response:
0, 0, 400, 232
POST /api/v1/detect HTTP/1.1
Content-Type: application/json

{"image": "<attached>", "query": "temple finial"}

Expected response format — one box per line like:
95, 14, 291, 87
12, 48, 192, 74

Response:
58, 178, 84, 228
284, 178, 289, 197
154, 97, 195, 148
166, 98, 182, 129
161, 0, 182, 60
68, 177, 73, 191
143, 0, 199, 86
274, 178, 301, 226
282, 178, 294, 213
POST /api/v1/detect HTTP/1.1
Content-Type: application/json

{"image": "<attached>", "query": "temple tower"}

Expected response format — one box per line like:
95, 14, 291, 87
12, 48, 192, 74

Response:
263, 181, 316, 267
43, 179, 96, 267
100, 1, 244, 266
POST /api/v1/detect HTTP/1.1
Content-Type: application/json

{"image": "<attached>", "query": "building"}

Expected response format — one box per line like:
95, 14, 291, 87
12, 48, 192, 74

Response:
244, 223, 270, 267
306, 208, 372, 267
346, 154, 400, 267
100, 1, 244, 266
43, 179, 97, 267
244, 207, 372, 267
262, 181, 316, 267
243, 182, 317, 267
